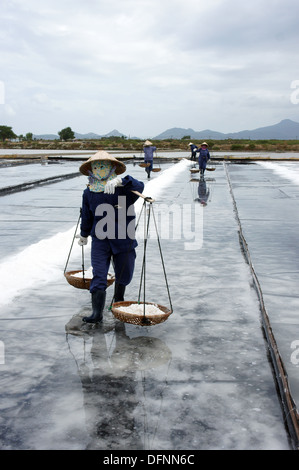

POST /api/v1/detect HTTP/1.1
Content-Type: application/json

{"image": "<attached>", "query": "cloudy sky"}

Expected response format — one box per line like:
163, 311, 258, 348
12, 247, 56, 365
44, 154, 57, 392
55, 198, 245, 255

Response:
1, 0, 299, 138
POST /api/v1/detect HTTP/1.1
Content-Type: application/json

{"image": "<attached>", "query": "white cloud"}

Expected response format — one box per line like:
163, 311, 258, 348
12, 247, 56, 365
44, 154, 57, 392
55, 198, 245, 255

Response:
0, 81, 5, 104
1, 0, 299, 136
4, 104, 16, 117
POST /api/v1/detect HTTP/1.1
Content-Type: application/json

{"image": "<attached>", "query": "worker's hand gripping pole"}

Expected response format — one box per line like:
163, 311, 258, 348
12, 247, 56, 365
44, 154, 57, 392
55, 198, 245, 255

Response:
131, 190, 155, 203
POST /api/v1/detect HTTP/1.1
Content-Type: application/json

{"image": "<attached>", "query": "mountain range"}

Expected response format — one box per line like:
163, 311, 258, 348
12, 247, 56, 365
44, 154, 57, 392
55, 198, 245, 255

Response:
33, 119, 299, 141
33, 129, 126, 140
154, 119, 299, 140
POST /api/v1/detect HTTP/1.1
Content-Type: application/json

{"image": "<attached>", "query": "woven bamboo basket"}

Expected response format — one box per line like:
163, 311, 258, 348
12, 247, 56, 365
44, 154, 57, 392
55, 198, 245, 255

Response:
190, 168, 199, 173
151, 168, 161, 172
139, 163, 151, 168
64, 270, 115, 290
112, 301, 172, 326
206, 167, 216, 171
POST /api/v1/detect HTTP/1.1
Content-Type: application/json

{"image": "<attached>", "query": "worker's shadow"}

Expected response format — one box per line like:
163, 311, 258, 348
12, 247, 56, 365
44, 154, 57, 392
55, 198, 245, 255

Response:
65, 311, 172, 450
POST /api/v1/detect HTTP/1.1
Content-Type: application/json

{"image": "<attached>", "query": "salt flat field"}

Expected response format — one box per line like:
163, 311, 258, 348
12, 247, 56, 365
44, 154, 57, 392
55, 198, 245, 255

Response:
0, 153, 298, 450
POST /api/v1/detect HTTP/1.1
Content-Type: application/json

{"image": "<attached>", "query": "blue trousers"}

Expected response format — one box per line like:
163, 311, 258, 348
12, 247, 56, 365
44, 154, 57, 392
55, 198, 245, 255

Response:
145, 160, 153, 176
198, 157, 208, 172
90, 237, 136, 293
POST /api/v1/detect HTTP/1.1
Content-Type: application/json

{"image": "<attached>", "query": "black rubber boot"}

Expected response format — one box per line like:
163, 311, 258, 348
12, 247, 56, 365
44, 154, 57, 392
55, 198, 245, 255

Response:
114, 283, 126, 302
83, 289, 106, 323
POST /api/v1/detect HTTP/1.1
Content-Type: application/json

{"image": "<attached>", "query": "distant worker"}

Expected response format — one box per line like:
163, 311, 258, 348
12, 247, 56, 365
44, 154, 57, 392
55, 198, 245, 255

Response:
195, 142, 210, 176
188, 142, 198, 161
143, 140, 156, 178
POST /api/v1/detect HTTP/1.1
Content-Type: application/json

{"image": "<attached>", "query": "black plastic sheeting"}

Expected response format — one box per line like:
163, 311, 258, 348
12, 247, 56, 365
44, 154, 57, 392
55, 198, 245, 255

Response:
0, 157, 298, 450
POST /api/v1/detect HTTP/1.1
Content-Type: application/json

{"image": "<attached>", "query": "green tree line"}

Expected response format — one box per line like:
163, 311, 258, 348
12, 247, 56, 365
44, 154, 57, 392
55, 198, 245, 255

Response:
1, 124, 299, 152
0, 124, 77, 142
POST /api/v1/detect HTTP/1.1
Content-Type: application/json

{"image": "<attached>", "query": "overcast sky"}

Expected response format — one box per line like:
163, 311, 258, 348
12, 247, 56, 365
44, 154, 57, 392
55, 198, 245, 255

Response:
1, 0, 299, 138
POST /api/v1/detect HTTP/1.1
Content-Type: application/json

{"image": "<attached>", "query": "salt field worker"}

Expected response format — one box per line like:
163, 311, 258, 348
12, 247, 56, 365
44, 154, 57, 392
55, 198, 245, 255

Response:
143, 140, 156, 178
77, 151, 144, 323
195, 142, 210, 176
188, 142, 198, 161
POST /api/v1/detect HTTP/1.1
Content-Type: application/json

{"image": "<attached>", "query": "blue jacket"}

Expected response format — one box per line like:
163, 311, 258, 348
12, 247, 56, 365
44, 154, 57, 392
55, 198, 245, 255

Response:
143, 146, 156, 161
80, 175, 144, 254
197, 148, 210, 160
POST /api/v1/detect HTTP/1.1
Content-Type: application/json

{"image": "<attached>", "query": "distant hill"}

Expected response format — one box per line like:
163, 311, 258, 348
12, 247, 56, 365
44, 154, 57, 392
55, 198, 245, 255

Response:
104, 129, 125, 137
33, 129, 126, 140
154, 119, 299, 140
154, 127, 226, 140
32, 119, 299, 141
74, 132, 102, 139
32, 133, 60, 140
74, 129, 126, 139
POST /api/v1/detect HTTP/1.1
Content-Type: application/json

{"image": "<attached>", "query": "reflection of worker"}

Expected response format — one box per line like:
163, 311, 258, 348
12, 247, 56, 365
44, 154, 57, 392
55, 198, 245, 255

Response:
195, 142, 210, 176
188, 142, 198, 161
77, 151, 144, 323
196, 178, 210, 206
143, 140, 156, 179
74, 323, 143, 450
65, 318, 172, 450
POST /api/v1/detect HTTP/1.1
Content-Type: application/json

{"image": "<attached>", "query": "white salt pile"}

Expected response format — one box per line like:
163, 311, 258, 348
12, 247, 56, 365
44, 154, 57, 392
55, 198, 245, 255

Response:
71, 268, 114, 280
117, 303, 165, 316
71, 267, 93, 279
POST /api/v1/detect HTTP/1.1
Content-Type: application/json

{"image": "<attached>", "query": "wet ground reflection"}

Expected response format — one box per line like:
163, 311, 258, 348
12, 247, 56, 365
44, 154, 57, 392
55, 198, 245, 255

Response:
0, 156, 297, 449
66, 314, 172, 450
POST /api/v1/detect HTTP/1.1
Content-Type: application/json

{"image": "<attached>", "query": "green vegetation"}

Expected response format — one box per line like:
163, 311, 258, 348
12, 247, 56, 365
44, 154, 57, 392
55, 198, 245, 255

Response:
0, 125, 17, 142
0, 124, 299, 152
58, 127, 75, 141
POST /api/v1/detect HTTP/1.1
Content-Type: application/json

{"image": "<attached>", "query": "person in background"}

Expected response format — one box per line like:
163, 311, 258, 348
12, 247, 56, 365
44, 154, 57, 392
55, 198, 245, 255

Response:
143, 140, 156, 178
77, 150, 144, 323
188, 142, 198, 161
195, 142, 210, 176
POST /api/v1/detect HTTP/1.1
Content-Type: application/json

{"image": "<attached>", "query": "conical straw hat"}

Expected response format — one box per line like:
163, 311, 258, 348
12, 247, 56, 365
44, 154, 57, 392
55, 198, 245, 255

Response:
79, 150, 126, 176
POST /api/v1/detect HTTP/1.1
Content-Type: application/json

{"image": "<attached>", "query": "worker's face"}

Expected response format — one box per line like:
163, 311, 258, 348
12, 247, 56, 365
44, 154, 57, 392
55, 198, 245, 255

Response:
92, 160, 113, 179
